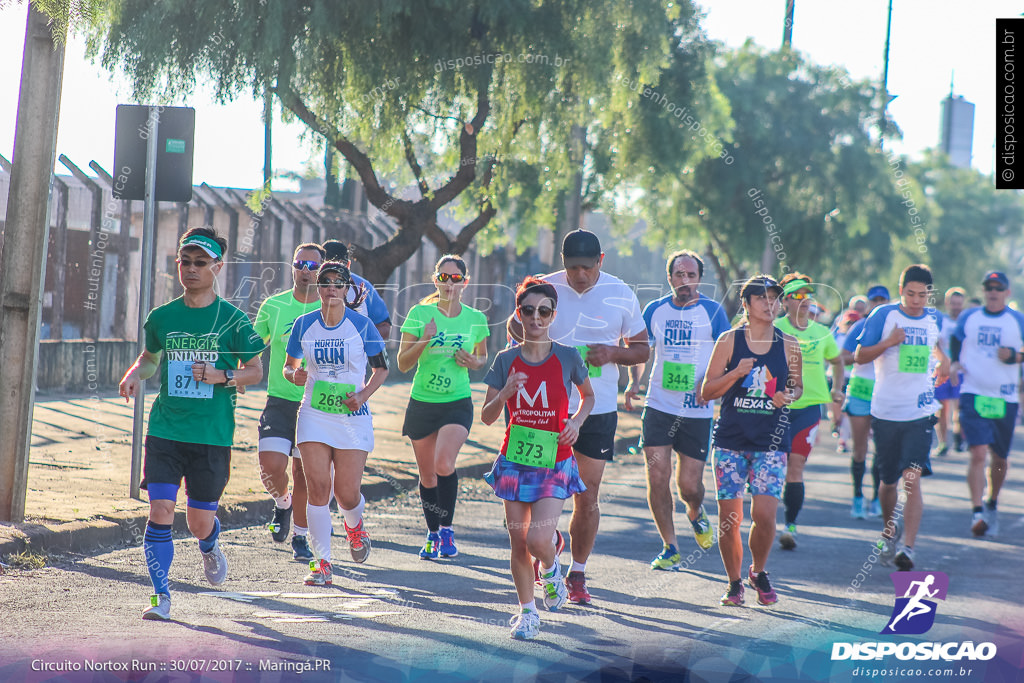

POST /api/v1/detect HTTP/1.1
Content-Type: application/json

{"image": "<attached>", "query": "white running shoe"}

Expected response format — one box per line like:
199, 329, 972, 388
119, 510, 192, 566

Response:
509, 609, 541, 639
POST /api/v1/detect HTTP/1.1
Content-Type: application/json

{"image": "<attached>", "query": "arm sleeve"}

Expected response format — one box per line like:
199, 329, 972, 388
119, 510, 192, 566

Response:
483, 350, 511, 390
857, 306, 890, 347
400, 304, 426, 337
143, 312, 162, 354
368, 349, 389, 369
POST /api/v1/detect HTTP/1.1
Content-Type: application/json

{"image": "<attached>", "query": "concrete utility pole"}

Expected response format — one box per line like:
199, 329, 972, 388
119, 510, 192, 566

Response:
0, 6, 66, 522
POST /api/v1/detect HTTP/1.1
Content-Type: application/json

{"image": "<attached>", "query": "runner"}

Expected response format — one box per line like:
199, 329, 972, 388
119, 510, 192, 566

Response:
119, 228, 265, 620
508, 229, 649, 605
624, 250, 729, 569
253, 243, 325, 562
855, 264, 948, 571
774, 273, 844, 550
840, 286, 890, 519
701, 275, 802, 606
950, 271, 1024, 537
284, 261, 389, 585
321, 239, 393, 340
830, 309, 862, 451
397, 255, 490, 559
935, 287, 966, 456
482, 277, 595, 639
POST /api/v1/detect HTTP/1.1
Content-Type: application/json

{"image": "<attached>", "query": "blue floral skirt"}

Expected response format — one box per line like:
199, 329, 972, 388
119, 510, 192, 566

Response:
484, 454, 587, 502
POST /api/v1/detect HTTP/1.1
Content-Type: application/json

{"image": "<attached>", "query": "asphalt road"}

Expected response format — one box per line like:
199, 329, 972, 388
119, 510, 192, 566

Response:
1, 440, 1022, 683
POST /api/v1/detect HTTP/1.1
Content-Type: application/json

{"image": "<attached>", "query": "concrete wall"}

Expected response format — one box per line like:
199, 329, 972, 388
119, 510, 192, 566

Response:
37, 340, 141, 392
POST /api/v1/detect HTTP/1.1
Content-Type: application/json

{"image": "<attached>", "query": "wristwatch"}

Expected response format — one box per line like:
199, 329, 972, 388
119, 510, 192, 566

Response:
224, 369, 236, 387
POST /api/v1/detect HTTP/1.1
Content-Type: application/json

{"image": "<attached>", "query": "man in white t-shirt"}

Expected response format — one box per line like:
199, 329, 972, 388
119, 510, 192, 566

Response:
951, 271, 1024, 537
854, 264, 949, 571
509, 230, 649, 604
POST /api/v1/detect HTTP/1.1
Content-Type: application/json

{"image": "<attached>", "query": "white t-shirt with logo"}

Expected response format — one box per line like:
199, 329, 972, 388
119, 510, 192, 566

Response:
542, 270, 646, 415
641, 293, 729, 417
954, 306, 1024, 401
856, 303, 942, 422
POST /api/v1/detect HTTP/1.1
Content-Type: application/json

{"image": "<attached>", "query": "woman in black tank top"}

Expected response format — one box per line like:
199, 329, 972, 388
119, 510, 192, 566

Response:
700, 276, 803, 607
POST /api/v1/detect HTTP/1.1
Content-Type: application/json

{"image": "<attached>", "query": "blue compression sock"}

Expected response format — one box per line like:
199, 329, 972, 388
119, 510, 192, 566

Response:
198, 517, 221, 553
143, 522, 173, 595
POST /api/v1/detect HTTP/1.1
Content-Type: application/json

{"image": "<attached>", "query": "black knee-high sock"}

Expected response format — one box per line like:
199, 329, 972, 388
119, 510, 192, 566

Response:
420, 484, 440, 532
783, 482, 805, 526
851, 459, 866, 498
436, 472, 459, 528
871, 459, 881, 499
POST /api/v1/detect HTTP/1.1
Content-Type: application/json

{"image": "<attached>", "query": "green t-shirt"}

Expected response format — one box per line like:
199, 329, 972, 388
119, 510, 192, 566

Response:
775, 316, 840, 409
254, 290, 322, 401
401, 302, 490, 402
144, 296, 265, 446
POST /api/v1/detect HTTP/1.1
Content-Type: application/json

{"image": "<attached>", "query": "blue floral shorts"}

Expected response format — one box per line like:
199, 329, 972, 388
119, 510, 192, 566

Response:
713, 447, 787, 500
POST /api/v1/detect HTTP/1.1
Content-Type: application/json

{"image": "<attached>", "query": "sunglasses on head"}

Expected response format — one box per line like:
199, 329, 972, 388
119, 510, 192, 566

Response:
787, 292, 811, 301
985, 285, 1007, 292
435, 272, 466, 283
293, 260, 321, 271
519, 304, 554, 318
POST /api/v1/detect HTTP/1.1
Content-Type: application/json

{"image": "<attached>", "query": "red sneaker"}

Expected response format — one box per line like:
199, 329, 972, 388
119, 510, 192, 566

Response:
565, 570, 591, 605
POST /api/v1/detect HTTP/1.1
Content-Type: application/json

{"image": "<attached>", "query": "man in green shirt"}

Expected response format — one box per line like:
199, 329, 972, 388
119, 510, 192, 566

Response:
119, 227, 264, 621
774, 273, 844, 550
253, 243, 326, 561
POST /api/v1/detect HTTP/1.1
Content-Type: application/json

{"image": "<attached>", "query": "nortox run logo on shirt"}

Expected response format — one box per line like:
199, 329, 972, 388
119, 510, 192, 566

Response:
165, 333, 218, 363
978, 325, 1002, 348
663, 320, 693, 347
313, 339, 345, 366
902, 327, 929, 345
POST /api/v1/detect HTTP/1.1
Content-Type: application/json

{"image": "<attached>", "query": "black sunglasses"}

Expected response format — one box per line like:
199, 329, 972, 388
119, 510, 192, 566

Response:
318, 280, 348, 288
985, 285, 1007, 292
519, 305, 554, 318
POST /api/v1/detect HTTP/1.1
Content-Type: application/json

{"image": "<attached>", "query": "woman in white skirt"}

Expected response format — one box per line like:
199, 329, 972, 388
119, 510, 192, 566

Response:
284, 261, 389, 585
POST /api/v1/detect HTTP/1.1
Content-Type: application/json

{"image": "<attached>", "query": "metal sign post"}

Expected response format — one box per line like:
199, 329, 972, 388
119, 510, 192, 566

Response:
129, 108, 161, 500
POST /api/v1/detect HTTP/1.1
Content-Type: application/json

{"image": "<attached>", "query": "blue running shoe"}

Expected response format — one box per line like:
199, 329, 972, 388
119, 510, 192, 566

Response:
419, 532, 440, 560
438, 527, 458, 558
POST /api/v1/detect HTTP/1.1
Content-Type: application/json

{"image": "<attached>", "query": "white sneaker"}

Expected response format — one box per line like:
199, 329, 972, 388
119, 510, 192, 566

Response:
985, 507, 1000, 537
540, 561, 568, 611
509, 609, 541, 639
142, 593, 171, 621
201, 542, 228, 586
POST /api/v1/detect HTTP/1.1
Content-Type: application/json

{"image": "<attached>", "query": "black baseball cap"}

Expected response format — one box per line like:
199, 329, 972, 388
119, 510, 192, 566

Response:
561, 230, 602, 267
317, 260, 353, 285
740, 275, 783, 300
322, 240, 350, 262
983, 271, 1010, 288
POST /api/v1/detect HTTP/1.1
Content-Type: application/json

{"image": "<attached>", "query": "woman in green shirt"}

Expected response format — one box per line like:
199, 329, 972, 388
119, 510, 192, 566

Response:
398, 255, 491, 560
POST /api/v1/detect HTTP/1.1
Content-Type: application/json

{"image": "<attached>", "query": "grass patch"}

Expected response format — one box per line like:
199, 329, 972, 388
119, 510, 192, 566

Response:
3, 548, 47, 570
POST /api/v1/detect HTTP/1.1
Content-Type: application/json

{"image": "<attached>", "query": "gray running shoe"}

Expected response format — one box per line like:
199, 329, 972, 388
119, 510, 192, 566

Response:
142, 593, 171, 621
894, 545, 914, 571
985, 507, 999, 537
345, 520, 371, 564
201, 542, 228, 586
971, 511, 988, 537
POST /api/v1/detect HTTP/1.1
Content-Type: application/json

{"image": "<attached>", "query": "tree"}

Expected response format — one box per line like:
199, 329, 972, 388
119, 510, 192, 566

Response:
640, 42, 905, 303
87, 0, 716, 284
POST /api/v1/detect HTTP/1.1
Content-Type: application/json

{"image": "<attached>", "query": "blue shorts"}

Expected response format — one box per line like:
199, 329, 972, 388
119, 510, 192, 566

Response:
844, 395, 872, 417
712, 448, 786, 500
485, 454, 587, 502
934, 374, 963, 401
959, 393, 1018, 459
871, 416, 935, 485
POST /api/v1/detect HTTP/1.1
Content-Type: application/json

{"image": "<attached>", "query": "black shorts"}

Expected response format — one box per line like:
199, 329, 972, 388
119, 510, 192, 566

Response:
573, 411, 618, 461
640, 407, 711, 462
142, 435, 232, 504
258, 396, 301, 455
402, 397, 474, 441
871, 415, 935, 486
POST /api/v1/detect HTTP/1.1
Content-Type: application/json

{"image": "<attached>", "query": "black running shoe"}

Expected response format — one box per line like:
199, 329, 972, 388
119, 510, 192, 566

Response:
268, 506, 292, 543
